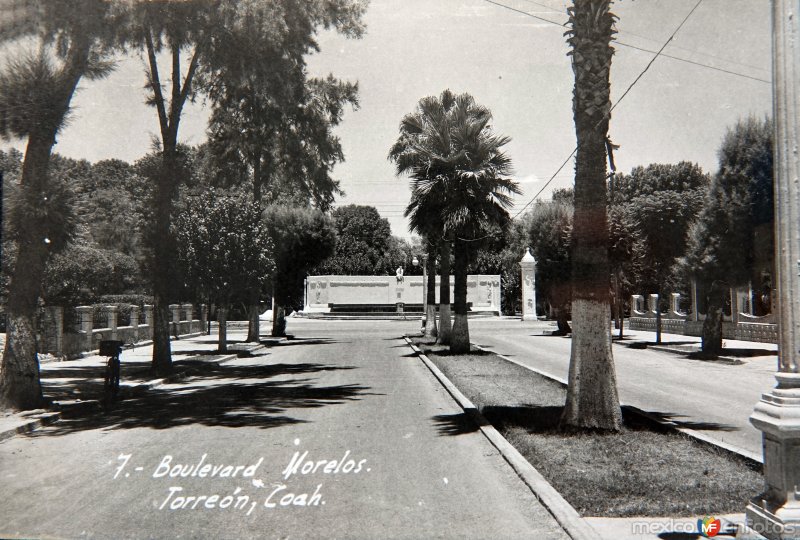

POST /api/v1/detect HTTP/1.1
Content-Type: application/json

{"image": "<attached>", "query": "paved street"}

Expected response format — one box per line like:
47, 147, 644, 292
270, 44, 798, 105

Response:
469, 318, 778, 458
0, 320, 567, 540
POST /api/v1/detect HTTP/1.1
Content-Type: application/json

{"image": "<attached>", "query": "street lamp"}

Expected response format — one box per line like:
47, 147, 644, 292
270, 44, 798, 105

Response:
412, 255, 426, 331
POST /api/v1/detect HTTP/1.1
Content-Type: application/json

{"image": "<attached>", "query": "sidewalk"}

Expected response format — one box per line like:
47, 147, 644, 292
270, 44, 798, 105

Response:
0, 331, 258, 442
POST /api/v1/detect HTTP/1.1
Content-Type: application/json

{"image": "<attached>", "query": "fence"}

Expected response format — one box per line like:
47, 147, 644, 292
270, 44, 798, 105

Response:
628, 283, 777, 344
39, 303, 208, 359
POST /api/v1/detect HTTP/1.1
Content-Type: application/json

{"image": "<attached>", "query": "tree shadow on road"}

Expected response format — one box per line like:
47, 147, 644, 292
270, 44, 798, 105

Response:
32, 361, 376, 438
633, 410, 738, 432
431, 404, 737, 437
432, 412, 479, 436
271, 337, 347, 347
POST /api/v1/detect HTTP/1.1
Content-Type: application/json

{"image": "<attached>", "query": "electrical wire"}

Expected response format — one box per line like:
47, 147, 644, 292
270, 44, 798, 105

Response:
510, 0, 708, 221
482, 0, 771, 84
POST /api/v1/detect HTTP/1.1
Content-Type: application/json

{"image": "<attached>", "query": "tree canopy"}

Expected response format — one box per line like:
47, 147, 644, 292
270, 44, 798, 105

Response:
315, 205, 398, 276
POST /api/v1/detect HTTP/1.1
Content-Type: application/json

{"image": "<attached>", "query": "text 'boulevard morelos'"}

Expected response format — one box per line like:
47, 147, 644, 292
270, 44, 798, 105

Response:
112, 439, 370, 516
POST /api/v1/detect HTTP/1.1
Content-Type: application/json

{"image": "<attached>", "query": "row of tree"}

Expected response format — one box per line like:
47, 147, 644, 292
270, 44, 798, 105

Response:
0, 0, 369, 410
514, 116, 772, 358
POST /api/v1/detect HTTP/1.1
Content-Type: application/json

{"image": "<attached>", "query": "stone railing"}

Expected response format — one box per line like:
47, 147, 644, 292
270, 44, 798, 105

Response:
40, 303, 207, 359
629, 283, 778, 344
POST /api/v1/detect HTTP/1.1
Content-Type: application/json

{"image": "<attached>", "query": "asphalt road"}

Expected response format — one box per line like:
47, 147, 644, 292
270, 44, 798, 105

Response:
0, 320, 567, 540
468, 318, 778, 458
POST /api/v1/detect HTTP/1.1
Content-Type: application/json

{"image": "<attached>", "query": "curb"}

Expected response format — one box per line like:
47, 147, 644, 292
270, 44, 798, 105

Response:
405, 337, 600, 540
472, 343, 763, 465
0, 352, 239, 444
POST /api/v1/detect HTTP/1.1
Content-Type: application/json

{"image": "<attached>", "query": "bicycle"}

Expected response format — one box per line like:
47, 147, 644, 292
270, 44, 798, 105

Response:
100, 340, 124, 403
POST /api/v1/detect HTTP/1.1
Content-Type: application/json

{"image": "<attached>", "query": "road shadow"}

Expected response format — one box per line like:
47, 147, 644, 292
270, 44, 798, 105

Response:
426, 348, 494, 358
172, 349, 248, 357
689, 348, 776, 358
273, 337, 345, 347
432, 404, 737, 437
635, 410, 738, 432
432, 412, 479, 436
32, 361, 375, 438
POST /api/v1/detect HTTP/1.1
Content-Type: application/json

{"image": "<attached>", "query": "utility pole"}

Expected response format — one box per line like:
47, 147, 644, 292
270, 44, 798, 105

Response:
744, 1, 800, 538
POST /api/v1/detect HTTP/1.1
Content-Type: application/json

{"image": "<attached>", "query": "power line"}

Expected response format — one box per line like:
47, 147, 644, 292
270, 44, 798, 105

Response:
610, 0, 706, 115
482, 0, 566, 26
519, 0, 769, 74
511, 0, 706, 220
481, 0, 771, 84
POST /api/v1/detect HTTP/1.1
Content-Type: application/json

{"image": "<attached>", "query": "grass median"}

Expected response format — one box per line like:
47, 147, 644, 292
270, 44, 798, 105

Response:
411, 337, 762, 518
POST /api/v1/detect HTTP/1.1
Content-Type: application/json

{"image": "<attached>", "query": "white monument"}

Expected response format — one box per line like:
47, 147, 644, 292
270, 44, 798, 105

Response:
520, 248, 537, 321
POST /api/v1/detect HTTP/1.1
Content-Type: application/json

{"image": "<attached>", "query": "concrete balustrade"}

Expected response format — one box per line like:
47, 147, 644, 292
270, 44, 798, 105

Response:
629, 285, 778, 344
40, 302, 205, 359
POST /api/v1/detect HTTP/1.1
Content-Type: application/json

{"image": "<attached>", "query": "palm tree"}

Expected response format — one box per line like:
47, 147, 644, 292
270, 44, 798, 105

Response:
389, 91, 456, 343
390, 91, 519, 353
405, 193, 443, 339
561, 0, 622, 431
0, 1, 114, 410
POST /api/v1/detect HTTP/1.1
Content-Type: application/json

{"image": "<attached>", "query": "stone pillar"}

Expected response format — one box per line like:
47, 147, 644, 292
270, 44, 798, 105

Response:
648, 294, 659, 317
520, 248, 537, 321
691, 279, 699, 321
75, 306, 93, 352
106, 305, 118, 340
731, 287, 741, 324
631, 294, 644, 316
43, 306, 64, 356
670, 293, 682, 317
181, 303, 193, 335
143, 305, 153, 340
200, 304, 208, 335
169, 304, 180, 337
129, 305, 140, 342
745, 3, 800, 538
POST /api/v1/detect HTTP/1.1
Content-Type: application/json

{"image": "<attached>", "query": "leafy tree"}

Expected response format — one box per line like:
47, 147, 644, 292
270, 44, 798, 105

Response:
0, 0, 116, 409
609, 162, 710, 342
43, 245, 142, 307
206, 73, 358, 342
390, 90, 518, 353
263, 205, 337, 337
125, 0, 367, 374
174, 193, 274, 352
678, 116, 773, 357
207, 75, 358, 208
561, 0, 622, 431
315, 205, 397, 275
526, 197, 573, 334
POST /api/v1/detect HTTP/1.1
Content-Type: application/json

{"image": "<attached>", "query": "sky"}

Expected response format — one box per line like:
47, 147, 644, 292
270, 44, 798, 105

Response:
0, 0, 773, 238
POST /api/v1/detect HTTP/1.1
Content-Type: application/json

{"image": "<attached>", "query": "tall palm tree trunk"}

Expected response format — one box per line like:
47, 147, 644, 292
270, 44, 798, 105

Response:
438, 237, 452, 345
425, 246, 437, 338
561, 0, 622, 431
450, 239, 470, 354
